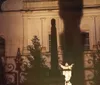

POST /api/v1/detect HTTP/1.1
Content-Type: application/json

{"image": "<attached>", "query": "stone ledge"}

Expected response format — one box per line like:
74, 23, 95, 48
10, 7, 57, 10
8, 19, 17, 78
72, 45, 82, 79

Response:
23, 1, 58, 10
23, 1, 100, 11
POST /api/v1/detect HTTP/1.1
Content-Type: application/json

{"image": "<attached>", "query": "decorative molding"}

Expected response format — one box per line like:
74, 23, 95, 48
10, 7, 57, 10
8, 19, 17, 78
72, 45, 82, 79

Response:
23, 1, 58, 10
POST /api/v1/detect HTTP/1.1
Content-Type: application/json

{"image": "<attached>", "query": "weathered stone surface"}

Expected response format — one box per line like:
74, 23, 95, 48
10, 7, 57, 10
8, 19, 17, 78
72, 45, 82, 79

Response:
1, 0, 23, 11
1, 0, 100, 11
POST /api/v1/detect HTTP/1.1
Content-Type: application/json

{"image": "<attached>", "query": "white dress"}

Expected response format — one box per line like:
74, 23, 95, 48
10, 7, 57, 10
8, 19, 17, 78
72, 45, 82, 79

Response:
60, 63, 73, 85
63, 70, 72, 82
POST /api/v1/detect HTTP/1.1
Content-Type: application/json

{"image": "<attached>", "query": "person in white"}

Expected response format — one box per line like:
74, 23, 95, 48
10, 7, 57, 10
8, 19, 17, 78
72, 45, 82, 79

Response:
59, 63, 74, 85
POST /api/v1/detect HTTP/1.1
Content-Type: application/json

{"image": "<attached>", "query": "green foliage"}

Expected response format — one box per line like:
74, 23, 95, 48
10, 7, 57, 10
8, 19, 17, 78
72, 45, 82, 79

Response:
24, 36, 49, 85
27, 36, 48, 69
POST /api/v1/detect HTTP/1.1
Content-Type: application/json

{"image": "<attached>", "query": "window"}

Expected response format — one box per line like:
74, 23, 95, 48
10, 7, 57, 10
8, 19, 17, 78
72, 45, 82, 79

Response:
0, 37, 5, 56
81, 32, 90, 50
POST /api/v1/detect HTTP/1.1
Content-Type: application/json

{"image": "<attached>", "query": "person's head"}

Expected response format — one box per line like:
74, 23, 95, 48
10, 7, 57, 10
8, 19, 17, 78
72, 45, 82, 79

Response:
65, 63, 68, 66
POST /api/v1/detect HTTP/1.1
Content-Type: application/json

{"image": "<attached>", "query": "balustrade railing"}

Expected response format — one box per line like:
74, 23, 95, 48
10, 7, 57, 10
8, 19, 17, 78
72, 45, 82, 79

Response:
2, 50, 99, 85
4, 56, 17, 85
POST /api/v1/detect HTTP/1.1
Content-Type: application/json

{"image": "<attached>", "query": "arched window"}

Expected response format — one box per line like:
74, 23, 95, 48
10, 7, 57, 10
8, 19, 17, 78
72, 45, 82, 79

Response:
0, 37, 5, 56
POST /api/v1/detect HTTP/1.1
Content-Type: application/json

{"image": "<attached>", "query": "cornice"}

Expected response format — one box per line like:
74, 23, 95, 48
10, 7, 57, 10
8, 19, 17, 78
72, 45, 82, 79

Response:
21, 9, 100, 18
23, 1, 58, 10
23, 1, 100, 11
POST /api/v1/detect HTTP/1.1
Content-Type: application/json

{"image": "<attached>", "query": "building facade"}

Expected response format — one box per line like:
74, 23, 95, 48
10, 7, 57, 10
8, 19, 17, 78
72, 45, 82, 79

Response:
0, 0, 100, 85
0, 0, 100, 56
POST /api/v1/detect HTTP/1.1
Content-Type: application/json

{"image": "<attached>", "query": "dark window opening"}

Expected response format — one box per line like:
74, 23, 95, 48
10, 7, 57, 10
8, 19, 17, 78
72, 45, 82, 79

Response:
0, 37, 5, 56
49, 34, 51, 52
81, 32, 90, 50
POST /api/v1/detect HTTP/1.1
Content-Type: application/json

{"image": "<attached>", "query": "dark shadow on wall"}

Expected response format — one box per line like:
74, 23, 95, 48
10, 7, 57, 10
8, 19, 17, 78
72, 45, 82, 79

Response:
58, 0, 84, 85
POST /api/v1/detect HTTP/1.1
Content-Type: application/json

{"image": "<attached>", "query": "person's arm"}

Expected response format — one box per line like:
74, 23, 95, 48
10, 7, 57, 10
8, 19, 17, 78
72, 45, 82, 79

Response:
68, 64, 74, 69
70, 64, 74, 67
59, 63, 69, 69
